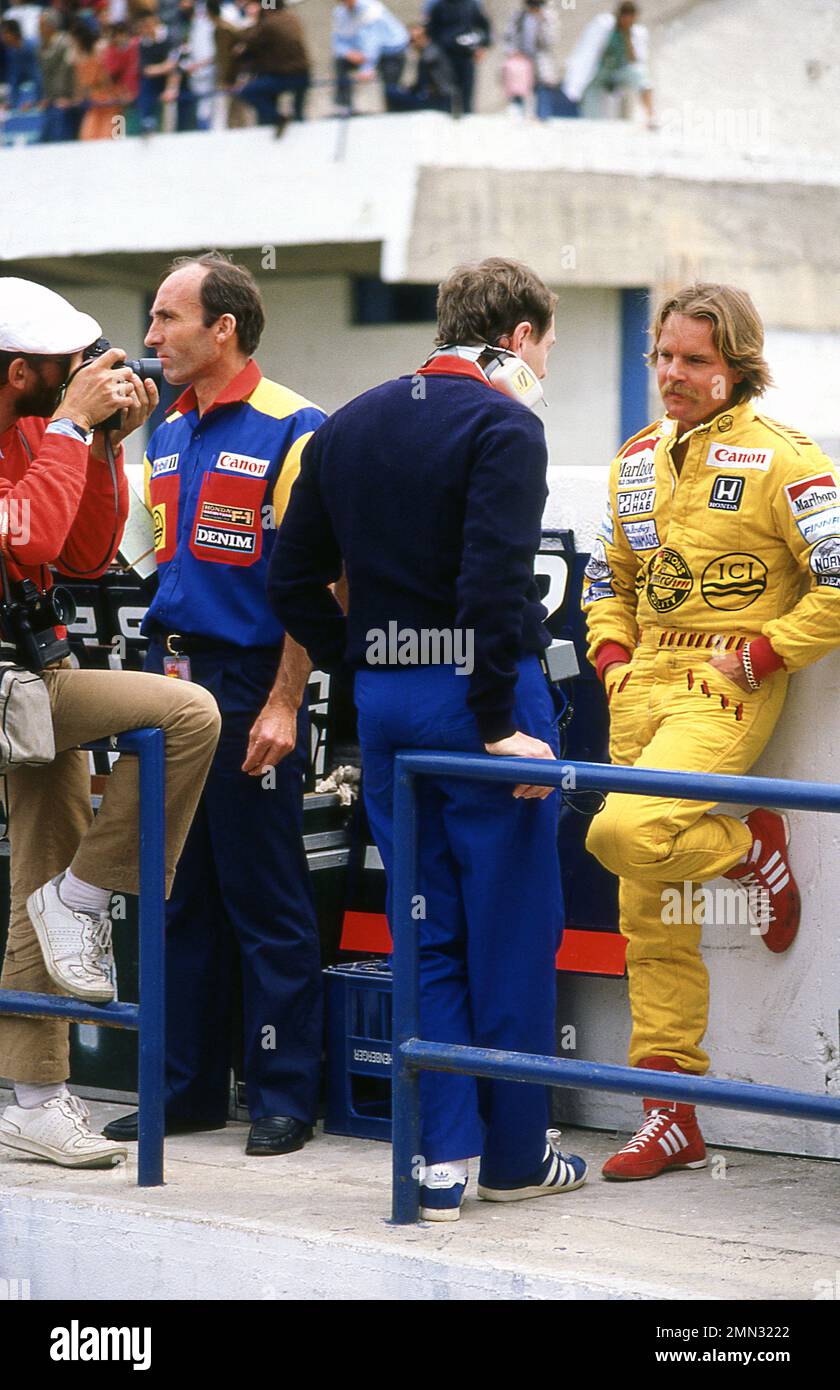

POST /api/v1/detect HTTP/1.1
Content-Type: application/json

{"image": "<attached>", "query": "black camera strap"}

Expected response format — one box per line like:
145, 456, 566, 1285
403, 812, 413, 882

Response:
0, 548, 21, 662
0, 547, 13, 608
54, 430, 120, 579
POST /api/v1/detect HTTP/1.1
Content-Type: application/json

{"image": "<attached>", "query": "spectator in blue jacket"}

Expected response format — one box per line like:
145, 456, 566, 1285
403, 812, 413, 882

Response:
332, 0, 409, 116
1, 18, 41, 108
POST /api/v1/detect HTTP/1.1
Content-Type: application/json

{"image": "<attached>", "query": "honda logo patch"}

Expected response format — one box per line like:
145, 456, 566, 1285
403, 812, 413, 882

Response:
708, 475, 745, 512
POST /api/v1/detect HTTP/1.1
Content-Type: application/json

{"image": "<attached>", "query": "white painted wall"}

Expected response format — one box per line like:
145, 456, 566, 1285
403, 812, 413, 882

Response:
548, 466, 840, 1159
764, 330, 840, 462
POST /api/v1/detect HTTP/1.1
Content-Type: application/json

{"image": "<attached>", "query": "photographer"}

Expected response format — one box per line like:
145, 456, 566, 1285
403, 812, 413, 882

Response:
0, 278, 221, 1170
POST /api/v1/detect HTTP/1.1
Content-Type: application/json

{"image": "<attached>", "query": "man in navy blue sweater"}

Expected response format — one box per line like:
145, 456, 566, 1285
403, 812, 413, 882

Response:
267, 257, 588, 1220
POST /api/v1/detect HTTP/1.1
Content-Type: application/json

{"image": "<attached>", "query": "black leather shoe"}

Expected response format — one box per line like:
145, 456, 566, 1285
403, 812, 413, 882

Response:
102, 1111, 227, 1142
245, 1116, 313, 1156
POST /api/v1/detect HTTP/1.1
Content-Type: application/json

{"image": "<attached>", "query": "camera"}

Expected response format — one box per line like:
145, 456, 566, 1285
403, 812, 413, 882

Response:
0, 578, 77, 671
82, 336, 164, 431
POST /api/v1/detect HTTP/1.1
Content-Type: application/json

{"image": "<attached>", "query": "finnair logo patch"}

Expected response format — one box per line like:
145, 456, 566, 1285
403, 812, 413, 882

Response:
705, 444, 774, 472
216, 452, 270, 478
796, 508, 840, 545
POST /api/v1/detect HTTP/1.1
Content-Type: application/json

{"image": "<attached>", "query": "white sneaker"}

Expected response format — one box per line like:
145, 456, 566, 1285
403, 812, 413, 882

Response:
0, 1094, 127, 1168
27, 873, 115, 1003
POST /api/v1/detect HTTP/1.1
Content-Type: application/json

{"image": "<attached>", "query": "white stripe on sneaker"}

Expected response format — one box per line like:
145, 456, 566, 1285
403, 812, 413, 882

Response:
763, 859, 788, 887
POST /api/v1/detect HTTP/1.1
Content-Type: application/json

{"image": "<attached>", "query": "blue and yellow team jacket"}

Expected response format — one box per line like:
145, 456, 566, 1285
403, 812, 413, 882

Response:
143, 359, 326, 648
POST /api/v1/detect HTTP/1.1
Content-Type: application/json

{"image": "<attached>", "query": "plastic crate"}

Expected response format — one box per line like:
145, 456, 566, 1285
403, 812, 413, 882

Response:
324, 960, 392, 1141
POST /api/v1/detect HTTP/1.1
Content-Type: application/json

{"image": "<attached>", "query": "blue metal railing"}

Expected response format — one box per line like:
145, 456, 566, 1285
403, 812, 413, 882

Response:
391, 753, 840, 1223
0, 729, 166, 1187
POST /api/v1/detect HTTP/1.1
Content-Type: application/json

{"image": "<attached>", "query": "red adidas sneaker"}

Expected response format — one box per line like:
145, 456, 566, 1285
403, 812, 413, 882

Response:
602, 1101, 707, 1181
603, 1057, 707, 1181
724, 809, 801, 954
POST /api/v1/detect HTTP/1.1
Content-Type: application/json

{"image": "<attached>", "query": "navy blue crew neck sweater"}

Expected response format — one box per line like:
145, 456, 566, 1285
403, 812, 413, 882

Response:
266, 370, 551, 743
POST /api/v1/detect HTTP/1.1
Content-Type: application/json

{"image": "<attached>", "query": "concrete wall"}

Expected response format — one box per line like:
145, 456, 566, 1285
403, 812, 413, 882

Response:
546, 466, 840, 1159
257, 276, 621, 464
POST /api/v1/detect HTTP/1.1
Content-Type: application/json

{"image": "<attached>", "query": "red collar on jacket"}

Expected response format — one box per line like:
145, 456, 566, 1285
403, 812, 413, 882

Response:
415, 355, 492, 387
172, 358, 262, 418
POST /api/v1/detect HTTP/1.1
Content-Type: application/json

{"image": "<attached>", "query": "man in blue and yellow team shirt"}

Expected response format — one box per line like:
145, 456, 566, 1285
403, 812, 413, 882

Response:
103, 252, 324, 1157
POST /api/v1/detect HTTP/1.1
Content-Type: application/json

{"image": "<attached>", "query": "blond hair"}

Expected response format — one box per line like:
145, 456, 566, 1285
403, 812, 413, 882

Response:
647, 283, 773, 403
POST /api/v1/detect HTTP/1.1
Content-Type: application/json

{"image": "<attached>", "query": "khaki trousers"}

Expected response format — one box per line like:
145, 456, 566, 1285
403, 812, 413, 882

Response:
0, 665, 221, 1084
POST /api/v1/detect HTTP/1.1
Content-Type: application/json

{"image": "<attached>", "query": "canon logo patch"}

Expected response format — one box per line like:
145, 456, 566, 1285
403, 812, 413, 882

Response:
215, 452, 270, 478
705, 444, 774, 472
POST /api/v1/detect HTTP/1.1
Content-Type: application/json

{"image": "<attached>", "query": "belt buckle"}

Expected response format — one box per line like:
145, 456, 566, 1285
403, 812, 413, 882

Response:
165, 633, 184, 656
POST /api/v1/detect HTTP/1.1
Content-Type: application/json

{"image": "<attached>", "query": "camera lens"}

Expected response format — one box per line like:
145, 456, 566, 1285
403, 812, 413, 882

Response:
124, 357, 164, 385
50, 586, 77, 627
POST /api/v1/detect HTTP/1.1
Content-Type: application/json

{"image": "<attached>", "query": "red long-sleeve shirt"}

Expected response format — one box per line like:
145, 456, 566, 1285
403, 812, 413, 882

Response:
0, 417, 129, 588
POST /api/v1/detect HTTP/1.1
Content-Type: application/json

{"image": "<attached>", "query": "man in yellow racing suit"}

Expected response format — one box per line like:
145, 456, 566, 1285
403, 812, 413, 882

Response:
583, 282, 840, 1180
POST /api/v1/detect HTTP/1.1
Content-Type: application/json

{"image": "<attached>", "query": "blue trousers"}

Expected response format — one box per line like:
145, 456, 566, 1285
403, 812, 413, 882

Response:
136, 76, 164, 133
145, 641, 322, 1124
355, 657, 564, 1180
239, 72, 309, 124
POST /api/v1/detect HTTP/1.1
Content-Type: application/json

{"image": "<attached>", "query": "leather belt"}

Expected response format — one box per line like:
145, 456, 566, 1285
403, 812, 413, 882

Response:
148, 629, 275, 658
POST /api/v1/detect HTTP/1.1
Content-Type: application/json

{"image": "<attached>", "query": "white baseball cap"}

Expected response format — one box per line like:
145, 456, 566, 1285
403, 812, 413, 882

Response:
0, 277, 101, 356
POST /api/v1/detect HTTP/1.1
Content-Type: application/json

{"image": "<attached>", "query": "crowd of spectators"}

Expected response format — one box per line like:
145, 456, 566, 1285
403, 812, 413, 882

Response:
0, 0, 655, 140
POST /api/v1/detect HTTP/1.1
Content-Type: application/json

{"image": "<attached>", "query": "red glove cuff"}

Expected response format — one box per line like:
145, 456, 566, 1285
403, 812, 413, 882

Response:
595, 642, 632, 684
747, 637, 785, 681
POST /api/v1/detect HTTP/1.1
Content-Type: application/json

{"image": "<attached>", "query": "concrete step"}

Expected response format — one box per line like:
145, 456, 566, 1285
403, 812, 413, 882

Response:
1, 1095, 838, 1300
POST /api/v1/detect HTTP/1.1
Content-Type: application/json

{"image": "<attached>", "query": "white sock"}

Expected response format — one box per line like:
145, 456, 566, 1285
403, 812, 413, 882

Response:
60, 869, 112, 916
421, 1158, 469, 1183
14, 1080, 69, 1109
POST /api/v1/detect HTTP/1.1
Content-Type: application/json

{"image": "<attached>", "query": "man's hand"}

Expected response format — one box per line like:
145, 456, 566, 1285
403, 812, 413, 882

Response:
59, 347, 143, 435
602, 660, 629, 684
91, 373, 159, 454
484, 729, 557, 799
242, 699, 298, 775
708, 652, 752, 691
